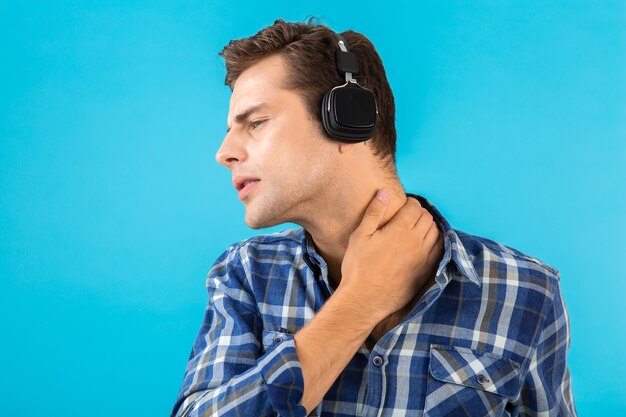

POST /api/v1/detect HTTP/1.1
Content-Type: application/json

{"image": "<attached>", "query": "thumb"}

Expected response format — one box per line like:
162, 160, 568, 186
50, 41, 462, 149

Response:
356, 188, 390, 237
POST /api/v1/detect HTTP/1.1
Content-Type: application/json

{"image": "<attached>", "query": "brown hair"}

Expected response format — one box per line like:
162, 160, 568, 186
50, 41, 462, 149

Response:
218, 17, 397, 170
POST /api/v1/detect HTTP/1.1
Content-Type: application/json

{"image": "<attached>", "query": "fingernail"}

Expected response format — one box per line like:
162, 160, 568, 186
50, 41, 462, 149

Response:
377, 189, 389, 202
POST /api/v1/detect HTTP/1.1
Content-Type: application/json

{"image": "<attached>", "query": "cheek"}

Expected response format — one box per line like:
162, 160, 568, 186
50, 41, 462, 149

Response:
257, 134, 309, 171
255, 119, 335, 183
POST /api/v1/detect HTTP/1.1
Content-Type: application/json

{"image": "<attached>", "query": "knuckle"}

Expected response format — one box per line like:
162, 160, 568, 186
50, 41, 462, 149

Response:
418, 212, 434, 229
408, 202, 422, 216
412, 207, 426, 220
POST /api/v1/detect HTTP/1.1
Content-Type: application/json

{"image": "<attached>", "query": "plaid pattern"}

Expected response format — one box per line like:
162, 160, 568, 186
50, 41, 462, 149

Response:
171, 193, 577, 417
428, 345, 521, 397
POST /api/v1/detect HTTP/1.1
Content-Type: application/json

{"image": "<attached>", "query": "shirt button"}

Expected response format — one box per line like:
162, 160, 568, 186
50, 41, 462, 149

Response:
477, 374, 489, 385
372, 356, 383, 367
273, 336, 283, 344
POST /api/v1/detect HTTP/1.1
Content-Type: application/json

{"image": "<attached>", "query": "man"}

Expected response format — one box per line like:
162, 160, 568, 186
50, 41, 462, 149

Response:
171, 18, 577, 417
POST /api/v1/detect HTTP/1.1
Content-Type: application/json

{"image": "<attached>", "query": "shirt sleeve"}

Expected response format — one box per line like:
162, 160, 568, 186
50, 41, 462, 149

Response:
170, 245, 307, 417
518, 273, 578, 416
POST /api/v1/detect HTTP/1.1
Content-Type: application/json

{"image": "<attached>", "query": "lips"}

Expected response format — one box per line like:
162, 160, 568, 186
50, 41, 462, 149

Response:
233, 175, 260, 200
233, 175, 260, 191
241, 179, 258, 190
237, 180, 260, 200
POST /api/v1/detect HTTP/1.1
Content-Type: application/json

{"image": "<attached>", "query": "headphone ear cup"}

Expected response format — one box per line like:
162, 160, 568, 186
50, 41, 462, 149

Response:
321, 85, 377, 142
321, 89, 334, 138
324, 35, 377, 143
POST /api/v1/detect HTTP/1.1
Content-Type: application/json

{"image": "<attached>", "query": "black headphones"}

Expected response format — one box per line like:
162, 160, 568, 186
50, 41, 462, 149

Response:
321, 35, 378, 143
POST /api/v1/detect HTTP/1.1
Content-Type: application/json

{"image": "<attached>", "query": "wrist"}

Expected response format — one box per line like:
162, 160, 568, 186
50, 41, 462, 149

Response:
332, 285, 388, 329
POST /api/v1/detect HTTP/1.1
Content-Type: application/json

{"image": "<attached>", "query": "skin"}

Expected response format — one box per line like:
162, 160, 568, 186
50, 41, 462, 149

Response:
218, 54, 422, 288
216, 53, 444, 414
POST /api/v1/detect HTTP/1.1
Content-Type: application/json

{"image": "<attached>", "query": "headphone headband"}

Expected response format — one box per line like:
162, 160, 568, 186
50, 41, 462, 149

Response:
335, 36, 359, 83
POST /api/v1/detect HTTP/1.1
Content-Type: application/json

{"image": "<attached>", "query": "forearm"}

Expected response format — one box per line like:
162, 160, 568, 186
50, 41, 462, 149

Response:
293, 287, 381, 415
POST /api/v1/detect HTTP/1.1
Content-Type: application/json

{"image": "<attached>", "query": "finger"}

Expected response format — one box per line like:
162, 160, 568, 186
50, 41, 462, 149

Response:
424, 223, 444, 264
410, 211, 433, 240
423, 220, 441, 250
387, 197, 424, 230
354, 188, 391, 237
410, 207, 433, 232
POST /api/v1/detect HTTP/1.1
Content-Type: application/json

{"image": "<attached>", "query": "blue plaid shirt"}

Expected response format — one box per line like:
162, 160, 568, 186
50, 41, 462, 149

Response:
171, 193, 577, 417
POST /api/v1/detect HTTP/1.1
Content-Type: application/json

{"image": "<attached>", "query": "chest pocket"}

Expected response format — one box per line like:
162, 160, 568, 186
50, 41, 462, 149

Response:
424, 344, 521, 416
261, 329, 291, 352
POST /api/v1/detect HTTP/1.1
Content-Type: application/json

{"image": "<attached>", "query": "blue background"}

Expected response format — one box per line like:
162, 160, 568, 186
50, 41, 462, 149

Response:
1, 1, 624, 415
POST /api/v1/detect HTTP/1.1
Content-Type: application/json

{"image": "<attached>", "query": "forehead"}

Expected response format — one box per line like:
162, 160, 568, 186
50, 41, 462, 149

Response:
228, 54, 290, 116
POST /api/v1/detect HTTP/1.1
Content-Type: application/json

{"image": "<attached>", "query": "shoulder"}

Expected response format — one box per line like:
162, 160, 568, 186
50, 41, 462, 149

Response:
448, 229, 566, 368
220, 227, 304, 261
203, 228, 304, 309
454, 228, 560, 300
208, 227, 304, 282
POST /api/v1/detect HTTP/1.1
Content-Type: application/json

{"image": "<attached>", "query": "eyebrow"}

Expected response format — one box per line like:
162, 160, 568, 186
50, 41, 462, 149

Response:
226, 103, 270, 133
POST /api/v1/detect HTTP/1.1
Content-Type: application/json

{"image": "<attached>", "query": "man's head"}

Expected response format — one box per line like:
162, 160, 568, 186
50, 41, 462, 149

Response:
216, 18, 398, 229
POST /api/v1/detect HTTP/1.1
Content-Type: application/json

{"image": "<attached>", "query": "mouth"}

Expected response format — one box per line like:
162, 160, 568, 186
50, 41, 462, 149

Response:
238, 180, 261, 200
235, 178, 261, 191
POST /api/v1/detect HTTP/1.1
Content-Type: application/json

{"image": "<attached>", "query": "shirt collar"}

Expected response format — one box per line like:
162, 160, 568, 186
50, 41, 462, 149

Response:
408, 193, 481, 287
300, 193, 481, 288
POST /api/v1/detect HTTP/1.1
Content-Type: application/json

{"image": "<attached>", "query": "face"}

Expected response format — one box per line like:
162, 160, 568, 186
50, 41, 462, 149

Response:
216, 54, 341, 229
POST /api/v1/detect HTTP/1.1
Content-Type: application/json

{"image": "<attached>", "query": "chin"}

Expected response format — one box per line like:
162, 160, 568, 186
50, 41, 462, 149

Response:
242, 189, 299, 230
244, 207, 284, 230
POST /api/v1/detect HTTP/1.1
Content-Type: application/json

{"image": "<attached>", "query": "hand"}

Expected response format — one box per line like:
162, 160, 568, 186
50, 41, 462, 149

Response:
338, 189, 444, 322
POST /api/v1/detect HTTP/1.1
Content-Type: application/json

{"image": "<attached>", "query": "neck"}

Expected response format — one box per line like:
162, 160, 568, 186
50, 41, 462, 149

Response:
300, 179, 408, 290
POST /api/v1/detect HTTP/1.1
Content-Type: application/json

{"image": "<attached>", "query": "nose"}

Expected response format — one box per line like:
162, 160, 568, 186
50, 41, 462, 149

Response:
215, 130, 247, 168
